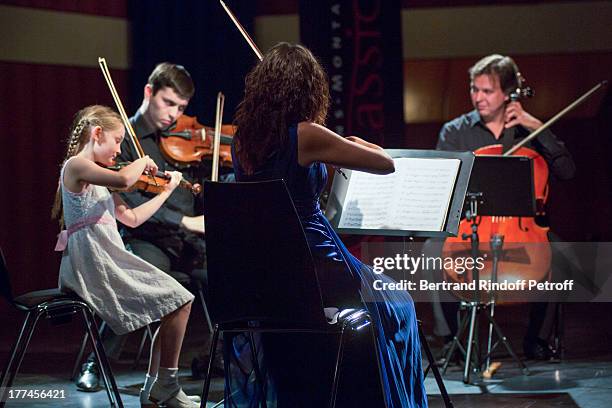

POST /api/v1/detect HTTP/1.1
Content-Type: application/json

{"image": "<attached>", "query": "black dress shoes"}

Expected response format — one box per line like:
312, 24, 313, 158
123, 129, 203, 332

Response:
76, 361, 101, 392
523, 337, 554, 360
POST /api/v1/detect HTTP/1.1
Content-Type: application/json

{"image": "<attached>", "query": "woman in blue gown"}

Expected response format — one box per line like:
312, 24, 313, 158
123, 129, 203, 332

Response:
225, 42, 427, 408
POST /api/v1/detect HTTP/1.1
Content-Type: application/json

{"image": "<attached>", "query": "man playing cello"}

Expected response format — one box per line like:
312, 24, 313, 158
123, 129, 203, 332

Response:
436, 54, 575, 360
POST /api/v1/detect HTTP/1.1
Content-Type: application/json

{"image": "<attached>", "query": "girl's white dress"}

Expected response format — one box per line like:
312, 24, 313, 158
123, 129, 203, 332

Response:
57, 157, 194, 335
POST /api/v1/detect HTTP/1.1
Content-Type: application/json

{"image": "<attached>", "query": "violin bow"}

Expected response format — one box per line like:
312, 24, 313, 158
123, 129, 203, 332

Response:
211, 92, 225, 182
505, 80, 608, 156
219, 0, 263, 61
98, 57, 145, 159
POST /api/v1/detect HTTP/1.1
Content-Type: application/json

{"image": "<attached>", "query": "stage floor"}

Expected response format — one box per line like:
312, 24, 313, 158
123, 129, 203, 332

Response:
2, 303, 611, 407
429, 356, 612, 407
2, 353, 611, 407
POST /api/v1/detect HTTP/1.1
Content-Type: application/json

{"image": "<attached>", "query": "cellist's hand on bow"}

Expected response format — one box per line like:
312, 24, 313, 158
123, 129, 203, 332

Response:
504, 101, 543, 131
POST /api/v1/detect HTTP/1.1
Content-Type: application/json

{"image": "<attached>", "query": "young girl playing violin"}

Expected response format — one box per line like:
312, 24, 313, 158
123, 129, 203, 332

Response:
51, 105, 199, 408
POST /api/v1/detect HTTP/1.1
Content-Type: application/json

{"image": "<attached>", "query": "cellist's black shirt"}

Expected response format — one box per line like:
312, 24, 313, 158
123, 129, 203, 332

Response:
437, 110, 575, 180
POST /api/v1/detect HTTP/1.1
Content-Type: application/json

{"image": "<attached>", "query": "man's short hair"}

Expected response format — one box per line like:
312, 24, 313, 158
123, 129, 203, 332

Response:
469, 54, 520, 95
148, 62, 195, 100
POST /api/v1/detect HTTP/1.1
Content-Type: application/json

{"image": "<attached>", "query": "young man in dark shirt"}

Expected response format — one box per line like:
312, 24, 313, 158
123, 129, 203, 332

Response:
118, 63, 206, 272
435, 54, 575, 361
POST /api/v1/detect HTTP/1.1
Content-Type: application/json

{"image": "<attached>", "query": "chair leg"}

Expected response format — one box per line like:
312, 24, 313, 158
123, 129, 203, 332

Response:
81, 307, 123, 408
553, 303, 564, 359
71, 320, 106, 380
417, 322, 454, 408
196, 286, 214, 334
329, 324, 348, 408
0, 311, 39, 405
70, 331, 89, 380
247, 332, 267, 408
366, 319, 390, 408
200, 325, 220, 408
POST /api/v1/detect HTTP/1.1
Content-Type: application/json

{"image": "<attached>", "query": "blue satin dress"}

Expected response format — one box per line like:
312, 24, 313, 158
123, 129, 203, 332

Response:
225, 125, 427, 408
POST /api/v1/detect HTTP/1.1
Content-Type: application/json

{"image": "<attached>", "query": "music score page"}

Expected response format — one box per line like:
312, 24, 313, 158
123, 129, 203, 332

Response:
337, 158, 461, 232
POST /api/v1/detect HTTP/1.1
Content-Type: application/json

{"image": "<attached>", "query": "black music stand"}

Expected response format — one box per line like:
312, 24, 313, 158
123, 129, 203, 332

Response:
326, 149, 475, 238
442, 155, 532, 384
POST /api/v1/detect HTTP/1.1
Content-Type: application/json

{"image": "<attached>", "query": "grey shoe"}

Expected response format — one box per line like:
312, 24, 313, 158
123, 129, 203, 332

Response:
140, 387, 201, 407
149, 383, 199, 408
75, 361, 101, 392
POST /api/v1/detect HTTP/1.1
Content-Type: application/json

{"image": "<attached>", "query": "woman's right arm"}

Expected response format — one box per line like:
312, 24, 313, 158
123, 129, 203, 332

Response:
297, 122, 394, 174
64, 156, 156, 192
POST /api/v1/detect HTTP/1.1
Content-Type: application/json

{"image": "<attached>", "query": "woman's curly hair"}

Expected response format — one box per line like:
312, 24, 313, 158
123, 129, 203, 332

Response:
233, 42, 330, 174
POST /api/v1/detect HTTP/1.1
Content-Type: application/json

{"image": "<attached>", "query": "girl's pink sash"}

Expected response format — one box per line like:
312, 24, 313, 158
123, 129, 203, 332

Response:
54, 215, 116, 251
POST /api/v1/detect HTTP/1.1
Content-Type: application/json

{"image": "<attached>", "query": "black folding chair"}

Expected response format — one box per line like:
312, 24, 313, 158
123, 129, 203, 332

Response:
199, 180, 387, 408
0, 248, 123, 407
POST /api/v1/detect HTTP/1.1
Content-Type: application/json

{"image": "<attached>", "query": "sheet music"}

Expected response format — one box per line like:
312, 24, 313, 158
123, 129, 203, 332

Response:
338, 158, 461, 231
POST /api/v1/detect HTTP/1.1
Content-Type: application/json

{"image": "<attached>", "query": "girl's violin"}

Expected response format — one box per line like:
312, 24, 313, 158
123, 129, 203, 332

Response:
107, 162, 202, 195
159, 115, 234, 168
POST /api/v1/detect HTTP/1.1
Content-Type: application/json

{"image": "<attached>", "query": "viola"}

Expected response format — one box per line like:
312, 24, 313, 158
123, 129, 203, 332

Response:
159, 115, 235, 168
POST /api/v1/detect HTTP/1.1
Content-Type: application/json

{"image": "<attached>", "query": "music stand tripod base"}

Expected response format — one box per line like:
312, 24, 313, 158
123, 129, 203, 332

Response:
442, 189, 530, 384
